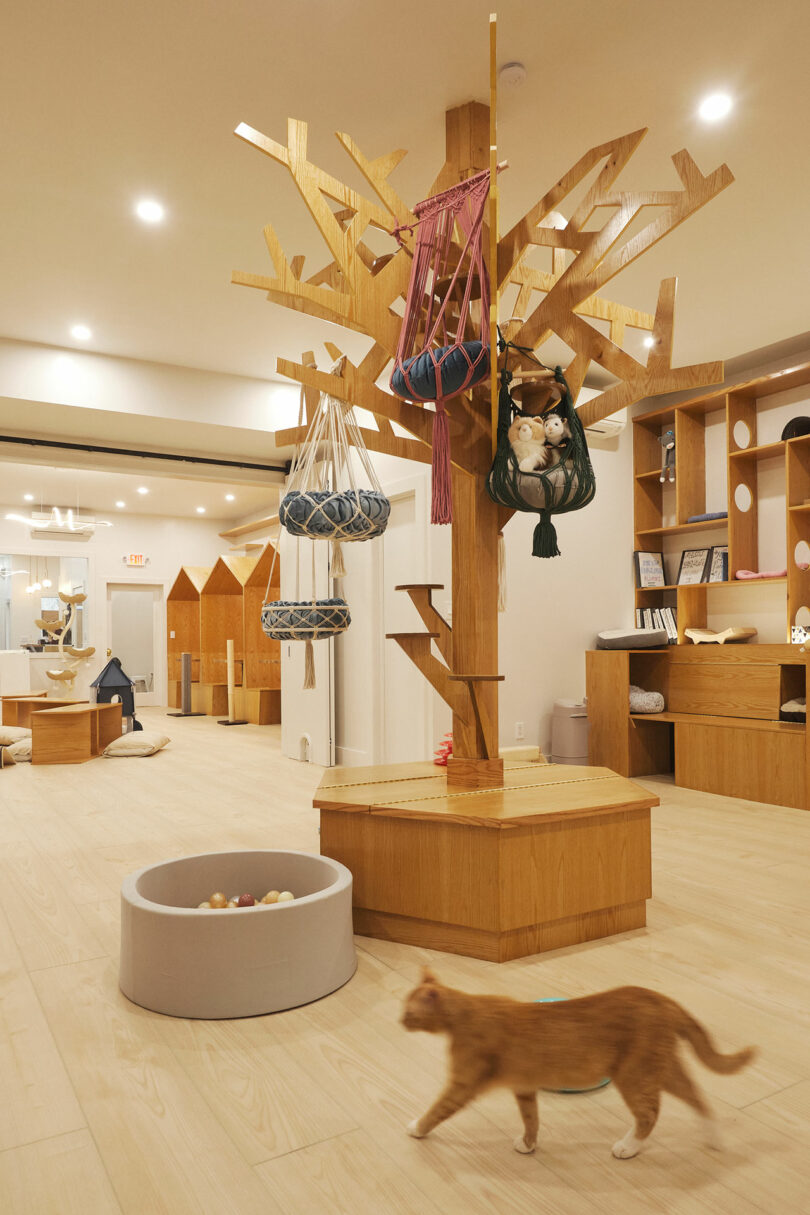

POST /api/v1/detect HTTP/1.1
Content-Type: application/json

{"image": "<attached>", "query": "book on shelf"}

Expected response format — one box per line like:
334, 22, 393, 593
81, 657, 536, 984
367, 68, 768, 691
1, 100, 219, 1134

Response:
662, 606, 678, 644
635, 608, 642, 628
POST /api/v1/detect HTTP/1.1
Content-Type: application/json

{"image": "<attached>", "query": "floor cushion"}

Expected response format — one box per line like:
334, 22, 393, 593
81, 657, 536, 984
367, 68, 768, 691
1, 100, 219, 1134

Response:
0, 725, 33, 746
103, 731, 170, 758
6, 737, 32, 762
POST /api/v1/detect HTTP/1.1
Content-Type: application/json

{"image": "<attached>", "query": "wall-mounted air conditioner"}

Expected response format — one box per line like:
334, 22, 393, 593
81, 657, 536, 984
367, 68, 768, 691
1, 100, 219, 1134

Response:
585, 408, 627, 441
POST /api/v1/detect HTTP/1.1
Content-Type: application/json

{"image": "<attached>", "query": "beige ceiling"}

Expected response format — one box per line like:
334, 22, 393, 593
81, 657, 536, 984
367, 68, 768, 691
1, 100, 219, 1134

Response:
2, 0, 809, 389
0, 460, 278, 522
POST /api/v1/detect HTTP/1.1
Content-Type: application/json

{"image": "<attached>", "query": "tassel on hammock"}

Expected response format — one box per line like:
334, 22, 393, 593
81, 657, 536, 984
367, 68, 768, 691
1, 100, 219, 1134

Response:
330, 539, 346, 579
390, 167, 493, 525
303, 639, 316, 690
497, 532, 507, 612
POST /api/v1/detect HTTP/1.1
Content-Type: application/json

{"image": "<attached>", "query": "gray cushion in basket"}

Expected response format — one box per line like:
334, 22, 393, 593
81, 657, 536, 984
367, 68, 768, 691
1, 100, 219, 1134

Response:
596, 628, 668, 650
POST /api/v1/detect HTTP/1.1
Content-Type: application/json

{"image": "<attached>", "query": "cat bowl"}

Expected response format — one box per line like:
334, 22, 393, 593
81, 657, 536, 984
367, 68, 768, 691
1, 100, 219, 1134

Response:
537, 999, 611, 1092
119, 849, 356, 1018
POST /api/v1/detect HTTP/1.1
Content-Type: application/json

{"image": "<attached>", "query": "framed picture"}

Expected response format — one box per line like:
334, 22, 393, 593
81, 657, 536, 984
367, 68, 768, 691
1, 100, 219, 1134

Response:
708, 545, 729, 583
677, 548, 711, 585
634, 550, 666, 588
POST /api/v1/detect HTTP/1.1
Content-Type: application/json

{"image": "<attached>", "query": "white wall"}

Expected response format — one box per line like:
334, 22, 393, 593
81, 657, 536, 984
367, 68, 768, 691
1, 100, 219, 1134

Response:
0, 506, 229, 700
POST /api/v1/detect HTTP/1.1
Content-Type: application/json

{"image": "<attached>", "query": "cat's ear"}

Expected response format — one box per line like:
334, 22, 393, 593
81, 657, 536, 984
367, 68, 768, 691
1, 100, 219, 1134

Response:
421, 966, 439, 986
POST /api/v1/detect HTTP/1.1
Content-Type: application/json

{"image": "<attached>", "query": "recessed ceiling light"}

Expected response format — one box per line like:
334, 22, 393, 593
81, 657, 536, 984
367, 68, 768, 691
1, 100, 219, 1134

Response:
115, 500, 126, 508
135, 198, 165, 224
136, 486, 149, 495
196, 506, 206, 514
643, 336, 656, 348
23, 493, 34, 502
225, 493, 235, 502
71, 323, 92, 341
698, 92, 733, 123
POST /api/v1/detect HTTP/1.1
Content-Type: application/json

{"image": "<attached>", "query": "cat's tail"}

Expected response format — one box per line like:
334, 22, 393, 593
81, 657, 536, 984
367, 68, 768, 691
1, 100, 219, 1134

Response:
678, 1011, 756, 1074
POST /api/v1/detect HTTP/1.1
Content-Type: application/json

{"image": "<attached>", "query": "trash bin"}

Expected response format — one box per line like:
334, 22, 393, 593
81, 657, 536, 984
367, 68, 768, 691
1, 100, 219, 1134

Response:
550, 699, 589, 765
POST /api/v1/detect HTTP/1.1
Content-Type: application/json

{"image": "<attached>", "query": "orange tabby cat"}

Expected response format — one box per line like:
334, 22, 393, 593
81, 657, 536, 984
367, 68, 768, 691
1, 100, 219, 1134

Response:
401, 969, 755, 1159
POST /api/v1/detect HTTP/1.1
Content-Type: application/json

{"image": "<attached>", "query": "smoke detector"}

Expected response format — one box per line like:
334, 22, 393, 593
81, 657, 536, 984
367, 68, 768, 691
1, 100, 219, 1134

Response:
499, 62, 527, 87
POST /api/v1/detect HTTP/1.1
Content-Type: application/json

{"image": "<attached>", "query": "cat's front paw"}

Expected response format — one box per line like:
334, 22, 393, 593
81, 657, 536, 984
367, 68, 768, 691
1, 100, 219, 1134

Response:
513, 1135, 536, 1154
407, 1119, 428, 1139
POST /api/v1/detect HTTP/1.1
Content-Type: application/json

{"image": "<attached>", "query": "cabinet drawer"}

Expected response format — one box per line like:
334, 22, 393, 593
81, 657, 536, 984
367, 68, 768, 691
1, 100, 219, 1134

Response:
668, 663, 780, 719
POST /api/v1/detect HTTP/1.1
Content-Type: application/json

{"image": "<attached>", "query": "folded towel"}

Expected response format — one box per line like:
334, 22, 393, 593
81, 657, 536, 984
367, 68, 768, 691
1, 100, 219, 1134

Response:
686, 511, 728, 523
735, 568, 788, 579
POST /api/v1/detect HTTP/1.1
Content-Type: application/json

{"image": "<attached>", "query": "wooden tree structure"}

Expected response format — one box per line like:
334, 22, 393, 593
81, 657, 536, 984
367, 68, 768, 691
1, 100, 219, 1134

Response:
232, 20, 733, 789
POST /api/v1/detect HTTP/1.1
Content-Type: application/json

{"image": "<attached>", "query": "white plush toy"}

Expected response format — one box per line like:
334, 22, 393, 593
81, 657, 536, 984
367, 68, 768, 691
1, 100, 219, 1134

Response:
542, 412, 572, 465
508, 416, 549, 472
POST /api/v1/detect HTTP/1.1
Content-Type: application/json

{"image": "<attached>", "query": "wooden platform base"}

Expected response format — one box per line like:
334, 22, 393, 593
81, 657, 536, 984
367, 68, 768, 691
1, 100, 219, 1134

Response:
233, 687, 281, 725
168, 681, 228, 716
316, 760, 656, 962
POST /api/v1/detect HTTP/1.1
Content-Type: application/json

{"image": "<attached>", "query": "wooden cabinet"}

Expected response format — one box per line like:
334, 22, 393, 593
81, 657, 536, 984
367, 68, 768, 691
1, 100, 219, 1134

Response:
586, 646, 808, 811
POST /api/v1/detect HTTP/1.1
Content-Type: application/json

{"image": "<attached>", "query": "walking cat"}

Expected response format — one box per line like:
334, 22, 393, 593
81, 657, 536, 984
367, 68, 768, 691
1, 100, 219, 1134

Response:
401, 969, 755, 1159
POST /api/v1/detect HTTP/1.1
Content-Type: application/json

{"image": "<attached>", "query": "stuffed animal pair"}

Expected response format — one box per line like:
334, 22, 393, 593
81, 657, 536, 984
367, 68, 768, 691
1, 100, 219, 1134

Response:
508, 410, 571, 472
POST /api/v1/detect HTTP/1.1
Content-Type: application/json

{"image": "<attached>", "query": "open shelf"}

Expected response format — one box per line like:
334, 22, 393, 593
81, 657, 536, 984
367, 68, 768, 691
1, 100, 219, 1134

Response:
636, 519, 729, 539
635, 469, 668, 482
629, 711, 804, 733
729, 441, 785, 462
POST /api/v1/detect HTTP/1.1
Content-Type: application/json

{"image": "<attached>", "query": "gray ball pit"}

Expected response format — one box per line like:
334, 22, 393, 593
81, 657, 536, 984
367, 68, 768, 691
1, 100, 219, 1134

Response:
119, 850, 356, 1019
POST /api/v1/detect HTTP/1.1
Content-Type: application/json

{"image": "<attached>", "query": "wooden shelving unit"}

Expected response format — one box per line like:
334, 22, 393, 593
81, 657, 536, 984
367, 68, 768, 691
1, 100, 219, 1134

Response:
633, 360, 810, 644
589, 361, 810, 812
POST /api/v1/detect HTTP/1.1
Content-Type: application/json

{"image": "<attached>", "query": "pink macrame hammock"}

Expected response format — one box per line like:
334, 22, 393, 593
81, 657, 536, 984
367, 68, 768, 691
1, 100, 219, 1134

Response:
390, 167, 492, 523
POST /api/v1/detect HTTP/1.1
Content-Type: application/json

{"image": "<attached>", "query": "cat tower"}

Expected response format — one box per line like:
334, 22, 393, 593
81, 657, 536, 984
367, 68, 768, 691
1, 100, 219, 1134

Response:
231, 14, 733, 959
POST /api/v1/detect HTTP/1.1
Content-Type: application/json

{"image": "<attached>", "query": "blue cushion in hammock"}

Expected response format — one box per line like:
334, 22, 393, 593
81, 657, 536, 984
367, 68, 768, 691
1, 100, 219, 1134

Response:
261, 598, 351, 641
279, 489, 390, 539
391, 340, 489, 402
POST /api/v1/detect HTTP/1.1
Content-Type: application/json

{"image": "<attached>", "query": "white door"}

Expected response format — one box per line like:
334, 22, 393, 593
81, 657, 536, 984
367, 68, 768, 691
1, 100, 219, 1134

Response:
278, 530, 335, 766
381, 486, 436, 763
106, 583, 163, 706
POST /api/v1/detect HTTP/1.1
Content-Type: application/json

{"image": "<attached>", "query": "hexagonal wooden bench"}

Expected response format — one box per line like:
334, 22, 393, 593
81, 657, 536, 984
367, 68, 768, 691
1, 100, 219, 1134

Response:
316, 759, 657, 962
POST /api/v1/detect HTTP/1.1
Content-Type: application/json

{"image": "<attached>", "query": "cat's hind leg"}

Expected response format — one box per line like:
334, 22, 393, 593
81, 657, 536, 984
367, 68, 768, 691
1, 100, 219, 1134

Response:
513, 1091, 539, 1154
610, 1076, 660, 1159
663, 1058, 724, 1150
407, 1079, 483, 1140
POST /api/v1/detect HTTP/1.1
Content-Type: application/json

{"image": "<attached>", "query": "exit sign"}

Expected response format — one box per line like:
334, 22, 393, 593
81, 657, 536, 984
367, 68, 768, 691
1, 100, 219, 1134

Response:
124, 554, 148, 567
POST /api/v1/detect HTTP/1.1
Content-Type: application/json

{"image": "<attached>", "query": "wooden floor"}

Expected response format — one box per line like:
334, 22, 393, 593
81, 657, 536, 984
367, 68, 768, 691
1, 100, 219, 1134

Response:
1, 710, 810, 1214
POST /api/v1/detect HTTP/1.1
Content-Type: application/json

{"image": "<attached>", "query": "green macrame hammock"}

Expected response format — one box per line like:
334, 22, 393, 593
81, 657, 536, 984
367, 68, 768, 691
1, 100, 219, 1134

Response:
486, 363, 596, 557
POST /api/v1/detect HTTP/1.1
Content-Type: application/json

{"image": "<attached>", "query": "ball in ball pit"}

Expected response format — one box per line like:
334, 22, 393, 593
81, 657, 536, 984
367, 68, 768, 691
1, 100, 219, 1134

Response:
237, 893, 255, 907
226, 900, 238, 908
209, 892, 227, 909
197, 901, 212, 909
277, 891, 295, 903
262, 891, 280, 904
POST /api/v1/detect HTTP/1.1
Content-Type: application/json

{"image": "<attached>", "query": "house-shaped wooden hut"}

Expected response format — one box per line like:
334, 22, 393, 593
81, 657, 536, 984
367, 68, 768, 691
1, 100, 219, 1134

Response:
199, 555, 258, 690
167, 566, 210, 684
234, 541, 281, 724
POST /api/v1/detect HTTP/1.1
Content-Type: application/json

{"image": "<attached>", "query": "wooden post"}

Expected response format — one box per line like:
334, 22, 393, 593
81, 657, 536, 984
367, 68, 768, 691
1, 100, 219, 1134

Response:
441, 99, 505, 788
217, 638, 248, 726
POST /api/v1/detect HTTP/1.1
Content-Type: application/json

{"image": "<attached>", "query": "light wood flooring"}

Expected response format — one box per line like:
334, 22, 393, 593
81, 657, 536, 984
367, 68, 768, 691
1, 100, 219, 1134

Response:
1, 708, 810, 1214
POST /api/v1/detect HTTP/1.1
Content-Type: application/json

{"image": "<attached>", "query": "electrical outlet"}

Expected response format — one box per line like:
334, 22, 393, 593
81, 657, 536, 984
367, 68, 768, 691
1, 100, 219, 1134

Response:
515, 721, 525, 741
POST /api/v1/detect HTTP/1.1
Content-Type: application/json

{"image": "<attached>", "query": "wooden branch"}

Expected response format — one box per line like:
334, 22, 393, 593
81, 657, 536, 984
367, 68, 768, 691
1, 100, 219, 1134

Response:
395, 585, 452, 663
498, 128, 647, 288
385, 633, 470, 720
